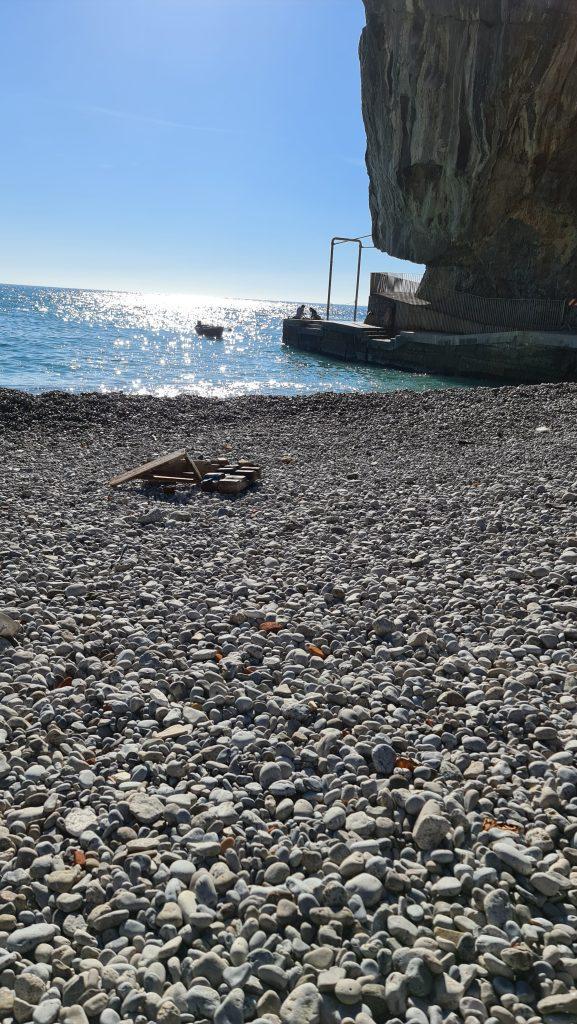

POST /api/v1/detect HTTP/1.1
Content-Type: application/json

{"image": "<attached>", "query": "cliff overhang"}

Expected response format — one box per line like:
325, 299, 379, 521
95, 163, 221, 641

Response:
360, 0, 577, 300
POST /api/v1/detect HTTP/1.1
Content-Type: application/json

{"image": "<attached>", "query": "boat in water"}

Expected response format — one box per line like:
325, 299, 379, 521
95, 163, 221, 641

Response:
196, 321, 225, 339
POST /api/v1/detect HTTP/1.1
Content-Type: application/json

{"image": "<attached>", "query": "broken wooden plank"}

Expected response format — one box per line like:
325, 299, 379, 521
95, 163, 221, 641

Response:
236, 466, 262, 483
194, 458, 222, 477
109, 450, 202, 487
149, 475, 199, 484
218, 474, 248, 495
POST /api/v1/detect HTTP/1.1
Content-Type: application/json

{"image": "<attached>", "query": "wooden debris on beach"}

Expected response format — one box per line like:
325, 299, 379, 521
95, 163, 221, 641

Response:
109, 450, 201, 487
109, 450, 262, 496
218, 475, 248, 495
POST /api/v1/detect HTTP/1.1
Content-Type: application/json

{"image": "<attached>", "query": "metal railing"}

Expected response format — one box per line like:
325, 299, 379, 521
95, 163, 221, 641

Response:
370, 271, 569, 331
371, 271, 423, 297
326, 237, 368, 321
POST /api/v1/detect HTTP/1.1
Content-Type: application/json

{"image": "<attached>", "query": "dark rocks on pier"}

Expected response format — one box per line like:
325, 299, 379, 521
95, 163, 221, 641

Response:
360, 0, 577, 299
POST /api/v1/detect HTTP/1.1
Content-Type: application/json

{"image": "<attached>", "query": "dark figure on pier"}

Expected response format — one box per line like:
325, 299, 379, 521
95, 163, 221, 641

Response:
309, 307, 322, 320
293, 304, 306, 319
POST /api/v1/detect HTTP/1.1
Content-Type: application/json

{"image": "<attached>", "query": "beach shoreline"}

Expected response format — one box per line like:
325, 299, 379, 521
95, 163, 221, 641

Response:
1, 382, 576, 1021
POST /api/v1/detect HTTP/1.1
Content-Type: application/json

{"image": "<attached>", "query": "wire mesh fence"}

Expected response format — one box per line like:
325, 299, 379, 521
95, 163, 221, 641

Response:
369, 273, 573, 334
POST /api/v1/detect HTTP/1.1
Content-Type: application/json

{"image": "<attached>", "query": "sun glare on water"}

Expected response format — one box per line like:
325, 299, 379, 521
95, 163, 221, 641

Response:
0, 283, 475, 396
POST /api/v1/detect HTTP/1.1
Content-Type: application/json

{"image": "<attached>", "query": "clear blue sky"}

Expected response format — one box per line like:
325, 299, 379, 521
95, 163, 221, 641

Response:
0, 0, 421, 302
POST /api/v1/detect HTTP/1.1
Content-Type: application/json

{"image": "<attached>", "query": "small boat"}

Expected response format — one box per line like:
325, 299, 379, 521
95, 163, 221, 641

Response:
196, 321, 224, 339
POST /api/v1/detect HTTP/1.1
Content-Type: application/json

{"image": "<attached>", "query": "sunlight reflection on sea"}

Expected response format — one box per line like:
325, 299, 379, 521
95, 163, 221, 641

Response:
0, 284, 481, 396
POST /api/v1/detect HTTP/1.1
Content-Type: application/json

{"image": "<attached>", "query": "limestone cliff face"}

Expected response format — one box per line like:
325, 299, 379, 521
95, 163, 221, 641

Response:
360, 0, 577, 299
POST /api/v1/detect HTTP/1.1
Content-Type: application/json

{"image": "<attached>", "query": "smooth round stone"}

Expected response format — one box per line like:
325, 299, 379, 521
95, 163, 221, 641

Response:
63, 807, 97, 838
531, 871, 571, 896
372, 743, 396, 774
279, 983, 321, 1024
323, 806, 346, 830
231, 730, 254, 749
169, 860, 196, 881
8, 924, 58, 954
431, 876, 462, 897
276, 898, 299, 926
263, 862, 291, 885
492, 841, 534, 876
344, 873, 383, 907
387, 915, 418, 944
346, 811, 375, 837
334, 979, 362, 1005
124, 791, 164, 824
294, 799, 314, 817
406, 904, 425, 924
99, 1011, 121, 1024
259, 763, 282, 788
405, 794, 426, 816
223, 964, 251, 989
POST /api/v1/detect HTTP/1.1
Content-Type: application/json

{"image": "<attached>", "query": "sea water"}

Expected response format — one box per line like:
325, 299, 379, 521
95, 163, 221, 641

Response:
0, 283, 483, 396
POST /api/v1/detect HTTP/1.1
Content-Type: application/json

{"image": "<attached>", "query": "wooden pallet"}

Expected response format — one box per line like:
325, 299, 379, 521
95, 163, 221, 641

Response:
109, 451, 261, 495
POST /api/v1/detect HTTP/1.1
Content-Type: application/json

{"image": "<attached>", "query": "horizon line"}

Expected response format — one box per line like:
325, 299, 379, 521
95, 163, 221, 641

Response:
0, 278, 366, 309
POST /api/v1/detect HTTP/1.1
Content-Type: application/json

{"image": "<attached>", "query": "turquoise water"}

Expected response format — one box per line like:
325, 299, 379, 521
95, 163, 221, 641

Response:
0, 283, 483, 396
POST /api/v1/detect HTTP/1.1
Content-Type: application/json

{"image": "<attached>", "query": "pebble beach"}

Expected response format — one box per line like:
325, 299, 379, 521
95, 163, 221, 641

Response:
0, 383, 576, 1024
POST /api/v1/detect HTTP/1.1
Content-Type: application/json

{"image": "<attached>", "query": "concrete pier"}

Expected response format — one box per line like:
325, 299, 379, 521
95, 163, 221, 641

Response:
282, 318, 577, 384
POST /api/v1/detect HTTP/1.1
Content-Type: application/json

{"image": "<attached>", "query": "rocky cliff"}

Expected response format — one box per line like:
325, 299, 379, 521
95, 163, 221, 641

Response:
360, 0, 577, 299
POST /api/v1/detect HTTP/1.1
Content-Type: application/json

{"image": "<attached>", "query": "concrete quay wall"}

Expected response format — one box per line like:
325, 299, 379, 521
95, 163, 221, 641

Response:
282, 319, 577, 383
